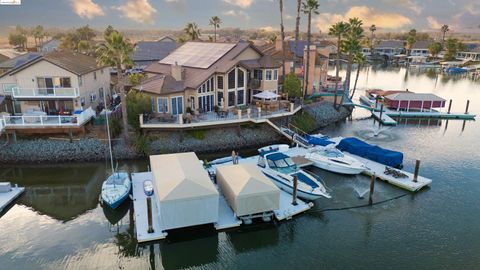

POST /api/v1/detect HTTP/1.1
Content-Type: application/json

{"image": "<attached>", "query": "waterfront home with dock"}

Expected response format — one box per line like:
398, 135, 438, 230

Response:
0, 51, 109, 135
374, 40, 405, 60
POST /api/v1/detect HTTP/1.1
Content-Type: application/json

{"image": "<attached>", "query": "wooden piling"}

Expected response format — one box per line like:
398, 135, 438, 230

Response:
465, 100, 470, 114
68, 129, 73, 143
146, 197, 154, 233
12, 130, 17, 143
379, 102, 384, 127
292, 175, 298, 206
368, 174, 375, 206
447, 99, 452, 114
413, 160, 420, 183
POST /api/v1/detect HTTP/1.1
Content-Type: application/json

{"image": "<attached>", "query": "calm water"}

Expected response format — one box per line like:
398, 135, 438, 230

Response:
1, 66, 479, 270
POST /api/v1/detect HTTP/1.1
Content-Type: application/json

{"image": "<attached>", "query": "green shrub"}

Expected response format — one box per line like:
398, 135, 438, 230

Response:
189, 129, 206, 140
132, 134, 150, 155
292, 110, 317, 133
108, 117, 121, 138
126, 91, 152, 131
283, 72, 302, 99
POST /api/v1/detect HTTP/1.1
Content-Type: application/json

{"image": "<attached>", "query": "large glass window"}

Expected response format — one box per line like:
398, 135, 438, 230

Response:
266, 70, 272, 80
273, 69, 278, 80
157, 97, 168, 113
228, 70, 235, 89
217, 91, 224, 106
171, 96, 183, 115
199, 94, 214, 112
228, 91, 235, 107
237, 69, 244, 88
237, 89, 244, 105
2, 84, 17, 94
217, 76, 224, 89
253, 69, 263, 80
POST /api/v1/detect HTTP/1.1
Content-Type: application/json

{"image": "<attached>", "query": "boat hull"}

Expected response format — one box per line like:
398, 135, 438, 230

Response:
311, 160, 364, 175
263, 172, 328, 201
102, 189, 130, 209
101, 173, 132, 210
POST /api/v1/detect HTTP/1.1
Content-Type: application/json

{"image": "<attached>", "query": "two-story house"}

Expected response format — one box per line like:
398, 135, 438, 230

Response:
0, 51, 109, 132
375, 40, 405, 60
133, 41, 280, 115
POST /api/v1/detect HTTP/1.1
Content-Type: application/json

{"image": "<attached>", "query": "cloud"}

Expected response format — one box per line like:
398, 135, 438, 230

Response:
165, 0, 186, 10
223, 0, 254, 8
70, 0, 105, 19
114, 0, 157, 24
426, 16, 442, 30
395, 0, 422, 15
315, 6, 412, 32
260, 26, 277, 32
222, 9, 250, 21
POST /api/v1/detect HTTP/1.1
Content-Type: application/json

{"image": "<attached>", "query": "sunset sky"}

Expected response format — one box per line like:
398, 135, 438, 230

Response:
0, 0, 479, 33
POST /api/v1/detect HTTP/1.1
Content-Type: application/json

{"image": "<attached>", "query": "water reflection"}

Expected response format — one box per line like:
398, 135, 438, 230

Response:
228, 224, 279, 254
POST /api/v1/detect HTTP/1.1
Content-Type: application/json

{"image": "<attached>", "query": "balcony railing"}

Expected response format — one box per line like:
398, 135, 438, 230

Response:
12, 87, 80, 99
2, 107, 95, 128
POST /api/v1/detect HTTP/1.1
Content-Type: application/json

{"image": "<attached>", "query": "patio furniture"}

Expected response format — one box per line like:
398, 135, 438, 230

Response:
216, 110, 229, 118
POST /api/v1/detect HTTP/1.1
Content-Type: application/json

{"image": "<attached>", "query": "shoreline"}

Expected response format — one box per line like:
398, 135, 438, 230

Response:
0, 102, 351, 165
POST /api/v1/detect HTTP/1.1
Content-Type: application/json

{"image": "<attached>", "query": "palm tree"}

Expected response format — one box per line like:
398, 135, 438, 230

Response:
350, 52, 366, 100
369, 24, 376, 49
209, 16, 222, 42
441, 24, 449, 45
328, 21, 349, 108
184, 22, 201, 41
301, 0, 319, 98
293, 0, 302, 71
341, 18, 364, 106
405, 29, 417, 56
96, 31, 133, 140
279, 0, 286, 85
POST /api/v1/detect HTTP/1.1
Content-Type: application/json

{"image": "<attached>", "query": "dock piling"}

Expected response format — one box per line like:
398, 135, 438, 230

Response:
146, 197, 154, 233
368, 174, 375, 206
413, 160, 421, 183
465, 100, 470, 114
379, 103, 384, 127
447, 99, 452, 114
292, 175, 298, 206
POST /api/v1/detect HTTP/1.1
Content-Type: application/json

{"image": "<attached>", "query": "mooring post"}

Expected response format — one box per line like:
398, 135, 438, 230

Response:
146, 197, 154, 233
12, 130, 17, 143
379, 102, 384, 127
368, 173, 375, 206
413, 159, 420, 182
465, 100, 470, 114
447, 99, 452, 114
68, 129, 73, 143
292, 175, 298, 206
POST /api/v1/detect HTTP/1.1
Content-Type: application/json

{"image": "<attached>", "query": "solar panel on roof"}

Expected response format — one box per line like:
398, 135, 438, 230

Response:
160, 42, 236, 69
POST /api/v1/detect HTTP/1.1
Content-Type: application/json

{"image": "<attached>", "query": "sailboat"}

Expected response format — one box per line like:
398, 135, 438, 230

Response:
100, 88, 131, 209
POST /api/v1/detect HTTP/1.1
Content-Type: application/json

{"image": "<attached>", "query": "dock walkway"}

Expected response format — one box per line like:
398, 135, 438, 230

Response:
0, 184, 25, 213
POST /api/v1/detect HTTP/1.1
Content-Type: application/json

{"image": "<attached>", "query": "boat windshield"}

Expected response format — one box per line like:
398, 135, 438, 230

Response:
323, 148, 344, 158
267, 155, 298, 174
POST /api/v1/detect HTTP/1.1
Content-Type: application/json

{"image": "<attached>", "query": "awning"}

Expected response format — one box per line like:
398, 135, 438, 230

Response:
253, 91, 279, 99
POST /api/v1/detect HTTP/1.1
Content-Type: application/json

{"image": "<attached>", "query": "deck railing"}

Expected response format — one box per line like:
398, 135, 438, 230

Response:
0, 118, 5, 133
2, 107, 95, 128
12, 87, 80, 99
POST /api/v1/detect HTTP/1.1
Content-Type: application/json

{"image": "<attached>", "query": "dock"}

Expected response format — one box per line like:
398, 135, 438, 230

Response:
371, 111, 397, 125
0, 183, 25, 213
274, 191, 314, 221
215, 193, 242, 230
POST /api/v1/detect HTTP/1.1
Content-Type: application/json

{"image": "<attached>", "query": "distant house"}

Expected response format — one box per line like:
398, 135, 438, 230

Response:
375, 40, 405, 59
131, 36, 177, 68
410, 41, 432, 57
0, 49, 26, 64
456, 44, 480, 61
39, 39, 61, 53
0, 52, 43, 75
0, 51, 110, 132
134, 41, 280, 115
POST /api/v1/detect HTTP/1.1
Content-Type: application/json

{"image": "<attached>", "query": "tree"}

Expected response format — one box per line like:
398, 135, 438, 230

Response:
428, 42, 442, 59
283, 72, 302, 99
328, 21, 349, 108
293, 0, 302, 71
76, 25, 96, 41
443, 38, 465, 61
60, 32, 80, 51
104, 25, 116, 39
278, 0, 286, 87
32, 25, 45, 48
209, 16, 222, 42
77, 40, 91, 54
350, 52, 366, 99
405, 29, 417, 56
126, 91, 151, 131
96, 30, 134, 140
341, 18, 364, 106
267, 33, 277, 44
301, 0, 320, 98
8, 33, 27, 50
184, 22, 201, 41
441, 24, 449, 45
128, 73, 145, 86
369, 24, 376, 50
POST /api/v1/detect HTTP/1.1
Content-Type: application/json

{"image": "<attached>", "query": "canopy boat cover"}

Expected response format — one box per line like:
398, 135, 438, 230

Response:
304, 134, 334, 146
216, 164, 280, 217
336, 137, 403, 168
150, 152, 219, 231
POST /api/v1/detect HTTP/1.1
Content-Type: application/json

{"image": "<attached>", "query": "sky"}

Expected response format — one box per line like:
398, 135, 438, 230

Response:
0, 0, 479, 33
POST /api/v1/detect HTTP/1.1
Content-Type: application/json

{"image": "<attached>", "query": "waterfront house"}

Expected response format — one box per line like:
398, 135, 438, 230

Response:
135, 41, 281, 115
39, 39, 61, 53
0, 51, 109, 133
456, 44, 480, 61
0, 52, 42, 76
409, 41, 432, 57
0, 49, 25, 64
367, 89, 446, 111
374, 40, 405, 60
131, 36, 177, 68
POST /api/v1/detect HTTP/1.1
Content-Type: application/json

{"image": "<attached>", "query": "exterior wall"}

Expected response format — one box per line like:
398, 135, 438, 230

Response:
385, 99, 445, 110
78, 67, 110, 110
233, 47, 262, 61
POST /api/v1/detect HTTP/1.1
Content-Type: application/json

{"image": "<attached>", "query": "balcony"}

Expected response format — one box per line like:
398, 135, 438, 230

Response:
12, 87, 80, 99
2, 107, 95, 129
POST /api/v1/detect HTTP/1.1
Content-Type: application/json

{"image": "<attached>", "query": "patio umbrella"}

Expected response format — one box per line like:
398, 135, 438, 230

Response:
253, 91, 280, 100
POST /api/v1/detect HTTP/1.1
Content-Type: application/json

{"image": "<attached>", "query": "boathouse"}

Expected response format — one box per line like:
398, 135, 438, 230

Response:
383, 92, 446, 111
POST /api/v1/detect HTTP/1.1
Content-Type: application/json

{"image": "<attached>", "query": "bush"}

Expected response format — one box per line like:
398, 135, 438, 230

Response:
283, 72, 302, 99
126, 91, 152, 131
132, 134, 150, 156
108, 117, 121, 138
292, 110, 317, 133
189, 129, 206, 140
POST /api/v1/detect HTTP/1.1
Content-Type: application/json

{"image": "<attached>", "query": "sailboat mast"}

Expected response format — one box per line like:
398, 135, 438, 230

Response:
103, 87, 115, 174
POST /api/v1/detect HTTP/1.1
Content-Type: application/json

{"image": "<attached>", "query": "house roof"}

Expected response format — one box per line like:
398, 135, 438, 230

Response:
40, 39, 61, 49
0, 52, 42, 69
376, 40, 404, 49
411, 40, 432, 49
144, 41, 262, 90
0, 51, 103, 78
133, 74, 185, 95
385, 92, 446, 102
0, 49, 26, 60
239, 55, 279, 69
132, 39, 177, 62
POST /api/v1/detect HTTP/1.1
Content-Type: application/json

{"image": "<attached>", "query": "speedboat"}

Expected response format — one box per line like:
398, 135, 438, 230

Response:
305, 147, 365, 175
257, 146, 331, 201
101, 171, 131, 209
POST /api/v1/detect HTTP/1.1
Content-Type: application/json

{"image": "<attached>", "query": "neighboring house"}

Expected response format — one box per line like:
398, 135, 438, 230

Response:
39, 39, 61, 53
134, 41, 280, 115
410, 41, 432, 57
375, 40, 405, 59
0, 49, 26, 63
131, 36, 177, 68
259, 40, 330, 94
0, 52, 43, 75
456, 44, 480, 61
0, 51, 110, 132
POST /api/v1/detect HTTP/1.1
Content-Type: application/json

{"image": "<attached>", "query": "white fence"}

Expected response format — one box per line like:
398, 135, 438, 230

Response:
12, 87, 80, 98
2, 107, 95, 128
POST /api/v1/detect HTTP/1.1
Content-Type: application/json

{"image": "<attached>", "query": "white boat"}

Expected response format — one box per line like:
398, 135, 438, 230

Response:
305, 147, 365, 175
101, 172, 131, 209
257, 146, 331, 201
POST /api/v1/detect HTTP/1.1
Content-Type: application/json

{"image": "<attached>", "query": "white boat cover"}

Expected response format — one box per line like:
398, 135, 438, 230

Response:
216, 164, 280, 217
150, 152, 219, 230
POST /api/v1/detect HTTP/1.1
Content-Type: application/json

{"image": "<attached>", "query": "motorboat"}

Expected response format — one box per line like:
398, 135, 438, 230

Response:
257, 146, 331, 201
101, 172, 131, 209
305, 147, 365, 175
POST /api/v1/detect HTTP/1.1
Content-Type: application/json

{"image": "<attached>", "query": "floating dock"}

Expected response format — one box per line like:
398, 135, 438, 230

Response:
0, 183, 25, 213
215, 193, 242, 230
274, 191, 314, 221
371, 111, 397, 125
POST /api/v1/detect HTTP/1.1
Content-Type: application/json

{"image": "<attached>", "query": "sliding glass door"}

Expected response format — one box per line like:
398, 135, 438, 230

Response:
171, 96, 183, 115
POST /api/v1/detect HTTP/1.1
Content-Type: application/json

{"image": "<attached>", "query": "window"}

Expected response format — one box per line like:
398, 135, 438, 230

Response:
199, 94, 214, 112
78, 76, 83, 87
266, 70, 272, 80
237, 69, 244, 88
228, 70, 235, 89
217, 91, 224, 106
171, 96, 183, 115
2, 84, 17, 94
94, 72, 97, 80
254, 69, 263, 80
157, 97, 168, 113
237, 89, 244, 105
228, 91, 235, 107
151, 97, 156, 112
273, 69, 278, 80
99, 87, 104, 100
217, 76, 224, 89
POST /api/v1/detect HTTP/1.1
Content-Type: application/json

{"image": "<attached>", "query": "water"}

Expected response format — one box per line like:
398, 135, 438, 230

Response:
1, 66, 479, 270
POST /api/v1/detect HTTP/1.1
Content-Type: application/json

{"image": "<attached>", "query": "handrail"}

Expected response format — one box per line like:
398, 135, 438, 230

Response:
11, 87, 80, 98
2, 107, 94, 128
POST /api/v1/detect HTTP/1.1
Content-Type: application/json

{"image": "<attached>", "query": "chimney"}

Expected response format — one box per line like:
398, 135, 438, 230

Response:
171, 61, 183, 81
275, 39, 283, 51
